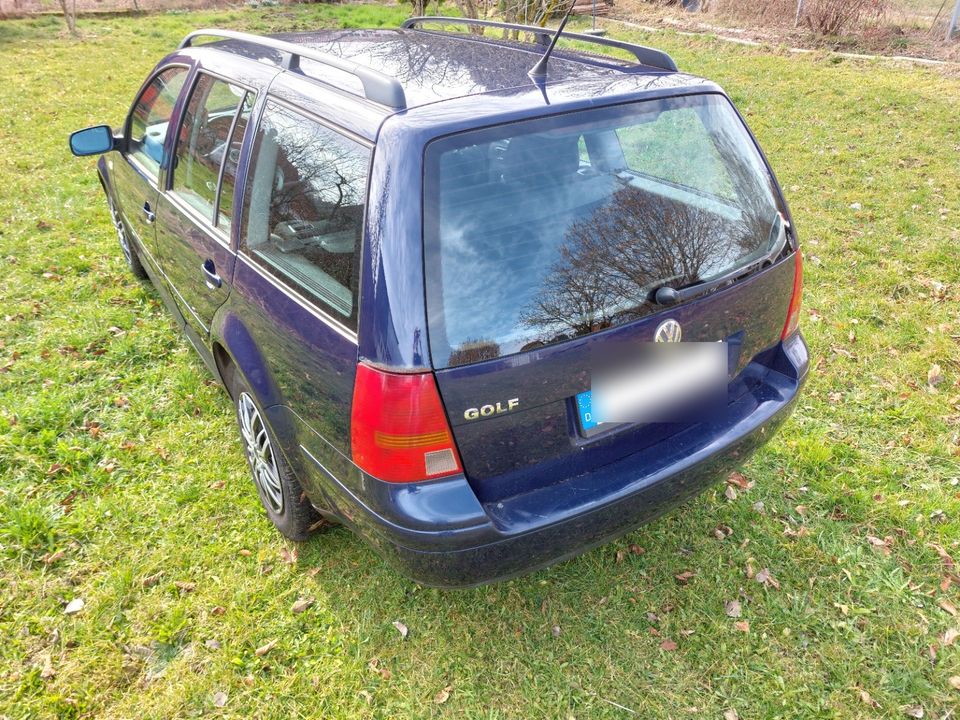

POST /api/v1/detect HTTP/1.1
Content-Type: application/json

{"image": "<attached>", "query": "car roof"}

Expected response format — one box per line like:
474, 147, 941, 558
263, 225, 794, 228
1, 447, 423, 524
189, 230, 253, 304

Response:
272, 29, 680, 106
176, 28, 717, 141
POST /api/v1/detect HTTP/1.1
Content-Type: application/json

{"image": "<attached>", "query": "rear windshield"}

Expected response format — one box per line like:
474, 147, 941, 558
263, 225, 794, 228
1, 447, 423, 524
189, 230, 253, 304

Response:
423, 94, 785, 368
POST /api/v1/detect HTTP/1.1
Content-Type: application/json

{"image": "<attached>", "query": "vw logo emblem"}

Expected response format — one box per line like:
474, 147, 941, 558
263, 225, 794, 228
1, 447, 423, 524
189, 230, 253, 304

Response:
654, 319, 682, 343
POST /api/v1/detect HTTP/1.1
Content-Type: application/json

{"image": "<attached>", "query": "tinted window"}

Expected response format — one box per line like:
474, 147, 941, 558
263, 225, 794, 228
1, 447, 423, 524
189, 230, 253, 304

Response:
424, 95, 785, 368
616, 108, 738, 200
128, 67, 189, 177
171, 74, 250, 224
242, 102, 369, 329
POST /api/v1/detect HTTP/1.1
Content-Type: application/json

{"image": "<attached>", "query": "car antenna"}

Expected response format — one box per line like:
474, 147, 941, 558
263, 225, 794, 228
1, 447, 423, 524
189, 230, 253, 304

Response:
528, 0, 577, 80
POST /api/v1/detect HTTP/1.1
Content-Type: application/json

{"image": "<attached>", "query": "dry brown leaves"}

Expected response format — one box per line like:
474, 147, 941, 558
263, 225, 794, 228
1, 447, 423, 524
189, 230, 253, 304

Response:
866, 535, 893, 556
291, 597, 314, 614
254, 639, 277, 657
755, 568, 780, 589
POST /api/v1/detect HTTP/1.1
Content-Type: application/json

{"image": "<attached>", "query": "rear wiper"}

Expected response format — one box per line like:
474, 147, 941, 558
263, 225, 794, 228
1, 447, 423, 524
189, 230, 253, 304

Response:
652, 213, 791, 307
652, 272, 736, 306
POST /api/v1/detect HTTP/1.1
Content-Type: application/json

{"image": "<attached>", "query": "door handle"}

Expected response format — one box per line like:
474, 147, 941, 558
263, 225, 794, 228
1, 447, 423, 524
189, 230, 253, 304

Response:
201, 259, 222, 290
142, 201, 155, 224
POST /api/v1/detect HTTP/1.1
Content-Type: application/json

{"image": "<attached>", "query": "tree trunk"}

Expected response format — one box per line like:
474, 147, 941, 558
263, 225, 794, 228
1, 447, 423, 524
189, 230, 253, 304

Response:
453, 0, 486, 33
57, 0, 77, 35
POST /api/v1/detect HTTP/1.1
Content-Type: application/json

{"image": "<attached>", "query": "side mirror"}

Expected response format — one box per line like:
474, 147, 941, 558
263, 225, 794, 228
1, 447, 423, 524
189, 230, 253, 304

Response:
69, 125, 116, 157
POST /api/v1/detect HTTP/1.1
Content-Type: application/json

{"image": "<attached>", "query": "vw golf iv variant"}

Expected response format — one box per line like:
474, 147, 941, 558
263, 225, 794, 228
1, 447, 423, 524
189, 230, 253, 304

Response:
69, 18, 808, 587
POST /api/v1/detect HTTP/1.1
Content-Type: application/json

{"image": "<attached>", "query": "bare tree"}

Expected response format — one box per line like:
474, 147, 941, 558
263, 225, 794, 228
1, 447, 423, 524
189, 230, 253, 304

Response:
449, 338, 502, 365
798, 0, 885, 36
450, 0, 489, 32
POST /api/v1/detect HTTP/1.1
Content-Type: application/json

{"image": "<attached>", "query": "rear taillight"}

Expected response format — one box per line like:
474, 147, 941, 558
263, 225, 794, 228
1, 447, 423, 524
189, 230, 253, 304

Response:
350, 363, 463, 483
781, 249, 803, 339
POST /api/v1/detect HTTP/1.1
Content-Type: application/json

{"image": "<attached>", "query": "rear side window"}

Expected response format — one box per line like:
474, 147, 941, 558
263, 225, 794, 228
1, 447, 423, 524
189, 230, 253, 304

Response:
241, 101, 369, 330
171, 73, 252, 226
127, 67, 189, 177
424, 94, 785, 368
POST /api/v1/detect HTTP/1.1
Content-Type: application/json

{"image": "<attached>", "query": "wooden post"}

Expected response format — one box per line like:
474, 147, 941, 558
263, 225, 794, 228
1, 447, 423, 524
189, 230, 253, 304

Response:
795, 0, 804, 28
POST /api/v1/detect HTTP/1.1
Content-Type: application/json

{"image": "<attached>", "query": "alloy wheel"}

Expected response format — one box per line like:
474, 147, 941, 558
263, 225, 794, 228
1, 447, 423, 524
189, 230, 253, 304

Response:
237, 392, 283, 514
109, 201, 134, 268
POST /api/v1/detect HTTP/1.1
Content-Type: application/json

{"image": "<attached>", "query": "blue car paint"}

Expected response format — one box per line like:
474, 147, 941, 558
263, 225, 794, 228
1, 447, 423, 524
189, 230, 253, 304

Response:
97, 157, 191, 337
435, 255, 796, 499
88, 28, 808, 587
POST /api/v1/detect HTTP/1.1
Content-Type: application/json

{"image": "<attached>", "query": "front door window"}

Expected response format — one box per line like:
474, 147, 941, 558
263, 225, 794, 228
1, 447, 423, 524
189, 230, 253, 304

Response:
127, 67, 189, 178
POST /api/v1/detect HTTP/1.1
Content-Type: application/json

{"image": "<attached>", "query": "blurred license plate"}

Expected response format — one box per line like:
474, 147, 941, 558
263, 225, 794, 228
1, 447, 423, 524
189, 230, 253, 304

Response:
576, 343, 727, 433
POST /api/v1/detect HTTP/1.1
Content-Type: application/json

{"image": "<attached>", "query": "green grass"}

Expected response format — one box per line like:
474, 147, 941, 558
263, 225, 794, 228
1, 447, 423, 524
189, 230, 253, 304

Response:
1, 5, 960, 718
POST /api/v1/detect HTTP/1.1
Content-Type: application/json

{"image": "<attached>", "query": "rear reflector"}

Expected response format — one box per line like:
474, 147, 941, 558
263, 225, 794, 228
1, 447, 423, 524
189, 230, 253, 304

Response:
351, 363, 463, 483
781, 250, 803, 339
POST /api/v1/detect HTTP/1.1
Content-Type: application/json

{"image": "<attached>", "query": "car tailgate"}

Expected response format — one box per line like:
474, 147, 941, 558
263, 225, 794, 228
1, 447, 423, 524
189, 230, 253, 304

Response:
434, 254, 796, 506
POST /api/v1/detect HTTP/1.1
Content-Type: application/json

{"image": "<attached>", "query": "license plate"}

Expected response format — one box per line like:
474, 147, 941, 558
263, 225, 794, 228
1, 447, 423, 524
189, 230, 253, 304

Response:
576, 342, 728, 433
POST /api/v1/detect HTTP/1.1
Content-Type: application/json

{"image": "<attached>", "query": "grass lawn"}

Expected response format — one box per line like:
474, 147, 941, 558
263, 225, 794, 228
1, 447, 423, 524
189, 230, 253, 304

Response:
1, 4, 959, 718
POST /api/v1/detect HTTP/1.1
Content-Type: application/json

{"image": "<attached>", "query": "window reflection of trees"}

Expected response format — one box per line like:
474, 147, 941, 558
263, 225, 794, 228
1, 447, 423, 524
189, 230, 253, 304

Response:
268, 112, 366, 227
519, 128, 779, 345
248, 104, 368, 321
276, 30, 646, 101
217, 30, 692, 111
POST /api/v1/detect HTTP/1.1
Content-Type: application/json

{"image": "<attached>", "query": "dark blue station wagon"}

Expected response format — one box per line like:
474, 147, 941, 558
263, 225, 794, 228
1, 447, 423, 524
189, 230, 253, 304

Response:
70, 18, 808, 587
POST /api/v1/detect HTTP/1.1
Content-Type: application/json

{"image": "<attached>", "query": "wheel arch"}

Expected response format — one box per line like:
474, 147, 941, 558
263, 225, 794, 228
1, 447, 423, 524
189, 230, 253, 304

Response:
212, 341, 236, 397
210, 311, 332, 519
210, 309, 284, 410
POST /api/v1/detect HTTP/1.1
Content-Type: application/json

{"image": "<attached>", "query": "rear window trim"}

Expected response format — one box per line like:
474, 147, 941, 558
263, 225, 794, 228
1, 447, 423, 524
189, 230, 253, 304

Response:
236, 248, 360, 344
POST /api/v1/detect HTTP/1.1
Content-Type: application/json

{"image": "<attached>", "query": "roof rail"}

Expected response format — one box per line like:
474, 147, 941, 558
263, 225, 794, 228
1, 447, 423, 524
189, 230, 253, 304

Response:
179, 29, 407, 109
401, 16, 678, 72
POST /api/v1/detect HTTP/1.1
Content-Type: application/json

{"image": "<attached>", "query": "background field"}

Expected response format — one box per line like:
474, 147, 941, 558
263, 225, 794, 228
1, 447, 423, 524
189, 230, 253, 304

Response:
1, 5, 959, 718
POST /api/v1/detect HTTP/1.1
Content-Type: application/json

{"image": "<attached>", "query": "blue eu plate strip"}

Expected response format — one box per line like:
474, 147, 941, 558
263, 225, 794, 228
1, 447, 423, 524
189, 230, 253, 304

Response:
576, 390, 598, 432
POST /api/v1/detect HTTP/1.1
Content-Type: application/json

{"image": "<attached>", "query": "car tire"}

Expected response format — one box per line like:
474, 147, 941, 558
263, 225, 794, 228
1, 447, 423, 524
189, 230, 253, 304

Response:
107, 193, 148, 280
229, 371, 321, 542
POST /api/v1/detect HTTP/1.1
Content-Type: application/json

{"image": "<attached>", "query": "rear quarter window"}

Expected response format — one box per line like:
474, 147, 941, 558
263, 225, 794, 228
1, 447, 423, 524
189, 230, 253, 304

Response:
240, 101, 370, 330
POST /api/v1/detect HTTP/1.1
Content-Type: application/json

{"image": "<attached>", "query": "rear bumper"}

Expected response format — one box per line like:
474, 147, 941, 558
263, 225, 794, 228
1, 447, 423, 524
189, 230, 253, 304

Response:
317, 334, 808, 588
